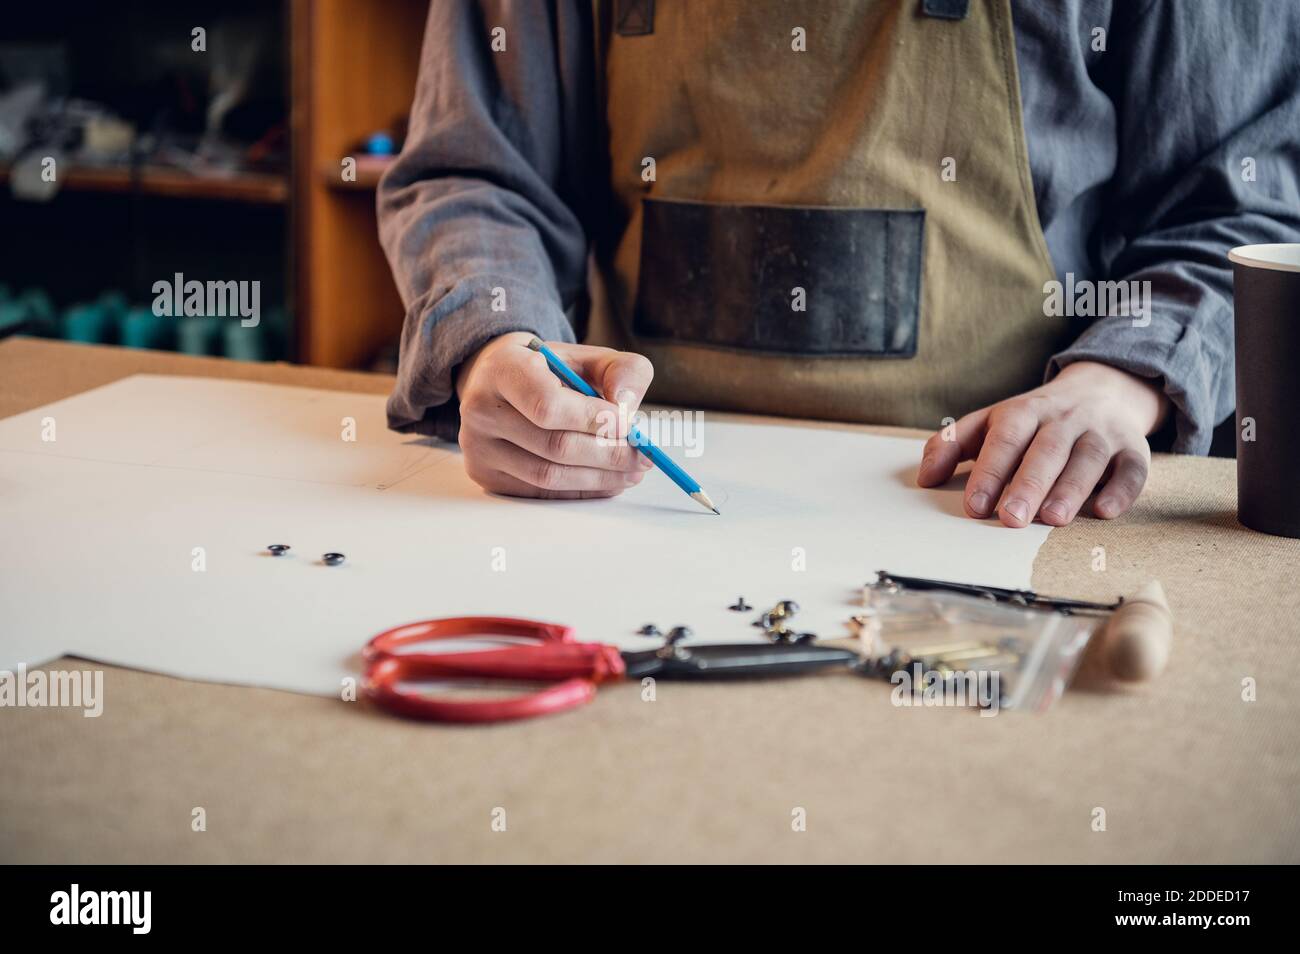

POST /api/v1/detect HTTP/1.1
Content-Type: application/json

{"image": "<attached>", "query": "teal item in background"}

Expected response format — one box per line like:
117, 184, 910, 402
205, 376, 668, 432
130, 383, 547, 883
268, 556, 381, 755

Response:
0, 285, 289, 359
222, 319, 268, 362
223, 307, 288, 362
0, 301, 25, 337
62, 302, 117, 344
20, 288, 58, 336
120, 307, 176, 351
0, 288, 58, 338
176, 315, 224, 356
98, 290, 129, 326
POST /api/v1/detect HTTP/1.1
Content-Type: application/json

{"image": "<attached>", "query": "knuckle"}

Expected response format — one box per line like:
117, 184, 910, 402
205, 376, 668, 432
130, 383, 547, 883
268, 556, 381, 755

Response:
1051, 475, 1089, 500
593, 405, 621, 438
464, 462, 492, 489
1113, 453, 1150, 494
986, 429, 1026, 456
1024, 392, 1055, 415
1074, 432, 1112, 466
1031, 430, 1073, 462
989, 402, 1036, 434
1116, 446, 1150, 473
530, 459, 565, 489
545, 428, 576, 461
999, 394, 1045, 424
458, 392, 488, 425
610, 445, 637, 469
1055, 404, 1081, 426
1013, 472, 1050, 497
527, 392, 559, 429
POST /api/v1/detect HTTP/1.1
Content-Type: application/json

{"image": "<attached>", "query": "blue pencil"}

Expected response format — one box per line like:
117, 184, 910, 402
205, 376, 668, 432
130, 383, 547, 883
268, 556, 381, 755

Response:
527, 338, 720, 514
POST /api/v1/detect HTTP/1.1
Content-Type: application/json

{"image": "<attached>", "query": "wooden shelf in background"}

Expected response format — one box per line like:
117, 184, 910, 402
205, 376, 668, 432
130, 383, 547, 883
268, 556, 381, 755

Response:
294, 0, 425, 369
0, 163, 289, 204
322, 158, 392, 191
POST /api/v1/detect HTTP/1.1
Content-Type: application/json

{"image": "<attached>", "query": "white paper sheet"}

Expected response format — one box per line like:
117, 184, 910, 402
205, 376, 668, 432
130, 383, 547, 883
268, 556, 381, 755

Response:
0, 375, 1050, 695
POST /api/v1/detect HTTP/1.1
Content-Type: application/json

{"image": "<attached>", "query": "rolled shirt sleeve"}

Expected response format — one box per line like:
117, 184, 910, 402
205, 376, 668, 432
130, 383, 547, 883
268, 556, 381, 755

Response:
377, 1, 594, 442
1045, 0, 1300, 454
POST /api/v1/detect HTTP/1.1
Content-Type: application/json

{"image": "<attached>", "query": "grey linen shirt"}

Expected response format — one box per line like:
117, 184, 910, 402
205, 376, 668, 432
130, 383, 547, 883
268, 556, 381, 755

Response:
378, 0, 1300, 454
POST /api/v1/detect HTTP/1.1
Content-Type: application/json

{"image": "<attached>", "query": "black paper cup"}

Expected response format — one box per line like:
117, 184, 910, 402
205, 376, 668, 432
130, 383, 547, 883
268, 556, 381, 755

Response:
1229, 243, 1300, 538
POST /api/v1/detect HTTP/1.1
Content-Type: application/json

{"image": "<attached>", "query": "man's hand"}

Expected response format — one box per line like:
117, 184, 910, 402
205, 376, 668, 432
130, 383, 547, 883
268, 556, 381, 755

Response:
917, 361, 1170, 527
454, 332, 655, 498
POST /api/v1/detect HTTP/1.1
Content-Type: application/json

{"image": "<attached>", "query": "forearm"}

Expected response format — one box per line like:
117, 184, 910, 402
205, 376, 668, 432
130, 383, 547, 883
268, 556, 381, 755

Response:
1047, 0, 1300, 455
378, 0, 592, 441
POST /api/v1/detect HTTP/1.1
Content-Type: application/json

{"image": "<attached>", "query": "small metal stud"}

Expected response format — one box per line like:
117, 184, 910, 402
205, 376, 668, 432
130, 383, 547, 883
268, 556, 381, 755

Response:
728, 597, 752, 612
267, 544, 290, 556
322, 552, 346, 566
638, 624, 661, 637
657, 626, 694, 661
666, 625, 692, 644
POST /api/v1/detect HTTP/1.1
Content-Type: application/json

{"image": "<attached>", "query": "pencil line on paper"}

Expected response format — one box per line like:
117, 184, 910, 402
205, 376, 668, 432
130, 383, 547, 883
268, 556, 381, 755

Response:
376, 452, 461, 490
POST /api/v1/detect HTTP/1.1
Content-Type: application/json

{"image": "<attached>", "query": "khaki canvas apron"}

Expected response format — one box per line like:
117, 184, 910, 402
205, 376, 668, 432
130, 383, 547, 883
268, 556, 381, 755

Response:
585, 0, 1066, 430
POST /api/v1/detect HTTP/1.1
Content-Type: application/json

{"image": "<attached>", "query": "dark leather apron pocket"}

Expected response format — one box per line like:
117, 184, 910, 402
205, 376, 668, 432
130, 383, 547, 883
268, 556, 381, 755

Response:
634, 197, 924, 357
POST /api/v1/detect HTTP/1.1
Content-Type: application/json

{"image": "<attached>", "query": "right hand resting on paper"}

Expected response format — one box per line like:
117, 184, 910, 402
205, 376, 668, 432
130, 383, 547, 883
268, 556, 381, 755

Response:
454, 332, 656, 498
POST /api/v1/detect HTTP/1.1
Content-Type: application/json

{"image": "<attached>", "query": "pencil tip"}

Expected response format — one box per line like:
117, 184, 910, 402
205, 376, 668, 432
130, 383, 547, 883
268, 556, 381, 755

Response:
690, 490, 720, 514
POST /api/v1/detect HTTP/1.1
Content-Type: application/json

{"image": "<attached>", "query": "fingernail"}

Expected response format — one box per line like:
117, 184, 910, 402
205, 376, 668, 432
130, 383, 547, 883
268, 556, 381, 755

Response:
1003, 498, 1028, 524
639, 456, 654, 470
624, 471, 643, 486
1042, 500, 1068, 522
968, 492, 990, 515
1096, 496, 1116, 517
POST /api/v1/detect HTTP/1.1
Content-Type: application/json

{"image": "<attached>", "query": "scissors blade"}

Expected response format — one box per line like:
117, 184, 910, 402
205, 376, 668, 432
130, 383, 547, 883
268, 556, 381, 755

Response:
621, 643, 858, 680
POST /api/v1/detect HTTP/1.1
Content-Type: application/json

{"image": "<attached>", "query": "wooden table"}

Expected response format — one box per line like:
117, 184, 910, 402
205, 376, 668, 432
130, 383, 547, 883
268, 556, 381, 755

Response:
2, 338, 1297, 863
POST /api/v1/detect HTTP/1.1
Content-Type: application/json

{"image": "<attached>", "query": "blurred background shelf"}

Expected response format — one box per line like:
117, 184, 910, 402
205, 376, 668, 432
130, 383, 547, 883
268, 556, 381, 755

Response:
0, 0, 427, 371
321, 157, 391, 191
0, 162, 289, 203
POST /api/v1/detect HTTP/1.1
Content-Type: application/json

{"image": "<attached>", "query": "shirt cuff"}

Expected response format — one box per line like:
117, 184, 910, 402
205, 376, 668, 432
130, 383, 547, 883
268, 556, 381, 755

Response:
1045, 311, 1228, 456
386, 275, 576, 443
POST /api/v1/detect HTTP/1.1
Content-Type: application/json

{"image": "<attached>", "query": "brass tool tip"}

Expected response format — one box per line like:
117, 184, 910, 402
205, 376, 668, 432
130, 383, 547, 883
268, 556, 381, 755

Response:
526, 337, 544, 351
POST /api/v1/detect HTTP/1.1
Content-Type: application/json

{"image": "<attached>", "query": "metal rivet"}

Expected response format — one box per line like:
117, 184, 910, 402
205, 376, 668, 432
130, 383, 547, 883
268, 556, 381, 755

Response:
322, 552, 346, 566
729, 597, 752, 611
666, 625, 692, 644
267, 544, 290, 556
638, 624, 661, 636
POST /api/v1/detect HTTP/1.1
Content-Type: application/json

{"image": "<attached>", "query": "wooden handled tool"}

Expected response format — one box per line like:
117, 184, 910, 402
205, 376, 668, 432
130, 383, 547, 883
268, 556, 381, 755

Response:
1090, 580, 1173, 682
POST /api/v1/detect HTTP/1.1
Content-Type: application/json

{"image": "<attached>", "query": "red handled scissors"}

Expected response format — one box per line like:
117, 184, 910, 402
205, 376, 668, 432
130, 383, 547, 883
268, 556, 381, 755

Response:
362, 616, 858, 723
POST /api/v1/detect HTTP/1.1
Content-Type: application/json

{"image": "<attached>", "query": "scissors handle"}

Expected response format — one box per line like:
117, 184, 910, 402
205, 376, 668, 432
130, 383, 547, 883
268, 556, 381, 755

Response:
362, 617, 626, 723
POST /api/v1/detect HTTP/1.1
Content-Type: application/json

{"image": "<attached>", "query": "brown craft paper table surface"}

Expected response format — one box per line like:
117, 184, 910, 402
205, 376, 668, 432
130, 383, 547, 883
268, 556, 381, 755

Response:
2, 338, 1297, 864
